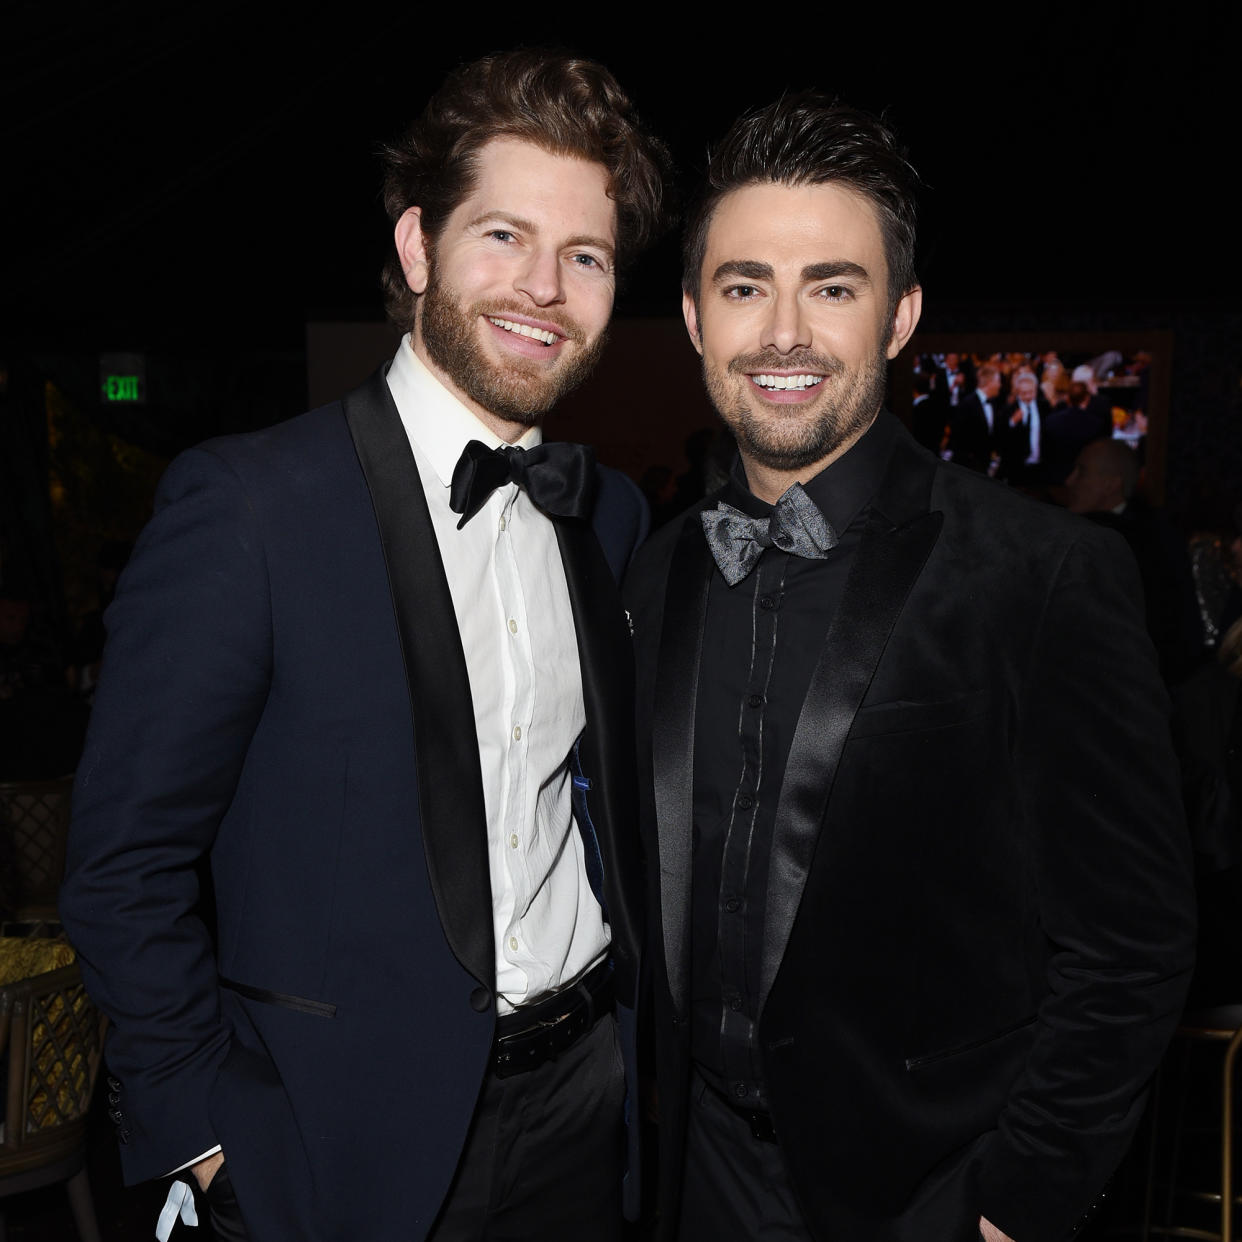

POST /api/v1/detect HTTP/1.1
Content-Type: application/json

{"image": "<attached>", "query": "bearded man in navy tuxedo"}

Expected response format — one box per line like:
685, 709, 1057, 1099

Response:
626, 95, 1194, 1242
61, 48, 667, 1242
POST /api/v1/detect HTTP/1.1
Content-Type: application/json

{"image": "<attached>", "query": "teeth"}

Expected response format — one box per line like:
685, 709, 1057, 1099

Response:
753, 373, 825, 390
488, 316, 558, 346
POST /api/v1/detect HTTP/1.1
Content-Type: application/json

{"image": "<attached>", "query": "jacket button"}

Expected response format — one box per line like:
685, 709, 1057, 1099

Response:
470, 986, 492, 1013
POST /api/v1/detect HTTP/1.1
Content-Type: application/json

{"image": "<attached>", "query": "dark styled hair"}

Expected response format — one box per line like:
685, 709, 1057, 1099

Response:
682, 93, 920, 322
380, 48, 671, 333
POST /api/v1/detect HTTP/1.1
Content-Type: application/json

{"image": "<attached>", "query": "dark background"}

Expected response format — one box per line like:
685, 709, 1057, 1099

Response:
3, 3, 1241, 562
4, 3, 1237, 346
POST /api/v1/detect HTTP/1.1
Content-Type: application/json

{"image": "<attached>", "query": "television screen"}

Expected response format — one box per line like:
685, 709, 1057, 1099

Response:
895, 333, 1171, 502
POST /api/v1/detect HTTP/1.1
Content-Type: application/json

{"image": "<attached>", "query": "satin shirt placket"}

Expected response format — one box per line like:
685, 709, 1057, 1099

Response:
716, 551, 788, 1108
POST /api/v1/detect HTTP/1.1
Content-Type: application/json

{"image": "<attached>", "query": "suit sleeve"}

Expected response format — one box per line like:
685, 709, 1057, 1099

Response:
973, 528, 1196, 1240
592, 464, 651, 580
60, 445, 273, 1184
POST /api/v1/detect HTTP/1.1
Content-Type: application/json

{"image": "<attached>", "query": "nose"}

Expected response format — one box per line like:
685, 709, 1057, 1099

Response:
514, 245, 564, 307
760, 292, 811, 355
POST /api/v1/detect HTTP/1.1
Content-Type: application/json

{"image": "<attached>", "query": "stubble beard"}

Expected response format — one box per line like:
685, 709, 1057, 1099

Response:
417, 264, 608, 427
704, 344, 890, 471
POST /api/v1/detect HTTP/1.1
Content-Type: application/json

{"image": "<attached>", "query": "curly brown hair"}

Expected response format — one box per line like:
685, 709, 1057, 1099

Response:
380, 48, 671, 334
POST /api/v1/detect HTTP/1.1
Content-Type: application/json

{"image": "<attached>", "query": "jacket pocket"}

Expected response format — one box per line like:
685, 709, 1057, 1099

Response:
218, 976, 337, 1018
905, 1014, 1036, 1071
849, 689, 989, 740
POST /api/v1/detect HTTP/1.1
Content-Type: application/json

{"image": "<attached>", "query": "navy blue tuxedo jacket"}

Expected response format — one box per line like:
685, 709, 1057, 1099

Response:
61, 369, 646, 1241
626, 417, 1195, 1242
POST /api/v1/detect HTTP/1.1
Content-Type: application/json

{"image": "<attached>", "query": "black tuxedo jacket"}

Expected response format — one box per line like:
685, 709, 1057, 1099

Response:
947, 391, 1001, 472
625, 416, 1194, 1242
998, 394, 1053, 481
61, 370, 645, 1241
1042, 402, 1115, 481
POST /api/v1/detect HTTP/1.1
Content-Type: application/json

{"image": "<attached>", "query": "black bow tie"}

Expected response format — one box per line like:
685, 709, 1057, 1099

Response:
701, 483, 838, 586
449, 440, 596, 529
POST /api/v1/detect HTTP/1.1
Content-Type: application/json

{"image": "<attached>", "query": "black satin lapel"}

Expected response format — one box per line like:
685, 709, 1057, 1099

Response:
342, 371, 494, 989
555, 519, 643, 995
759, 498, 943, 1010
653, 518, 714, 1014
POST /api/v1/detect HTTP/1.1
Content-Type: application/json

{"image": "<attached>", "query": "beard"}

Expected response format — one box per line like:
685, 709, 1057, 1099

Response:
704, 344, 889, 471
417, 264, 608, 427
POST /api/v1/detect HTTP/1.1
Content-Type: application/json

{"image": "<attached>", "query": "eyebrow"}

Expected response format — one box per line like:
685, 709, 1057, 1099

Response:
464, 211, 615, 260
801, 260, 871, 285
563, 233, 616, 260
464, 210, 537, 233
709, 258, 873, 286
711, 260, 773, 284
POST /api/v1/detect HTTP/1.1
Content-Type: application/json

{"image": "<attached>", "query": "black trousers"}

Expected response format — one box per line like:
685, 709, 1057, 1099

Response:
677, 1072, 813, 1242
676, 1072, 990, 1242
204, 1012, 624, 1241
429, 1010, 627, 1241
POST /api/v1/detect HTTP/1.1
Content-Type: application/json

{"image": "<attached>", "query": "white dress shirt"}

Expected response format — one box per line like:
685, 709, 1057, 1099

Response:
1021, 400, 1042, 464
385, 337, 610, 1014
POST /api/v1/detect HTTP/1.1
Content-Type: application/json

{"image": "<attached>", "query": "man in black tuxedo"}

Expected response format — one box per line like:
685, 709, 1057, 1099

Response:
998, 370, 1052, 484
626, 95, 1194, 1242
61, 50, 667, 1242
910, 367, 948, 455
947, 363, 1003, 473
942, 351, 972, 407
1043, 370, 1114, 483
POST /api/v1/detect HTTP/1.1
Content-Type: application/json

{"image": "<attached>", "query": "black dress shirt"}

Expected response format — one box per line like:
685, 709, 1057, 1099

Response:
691, 413, 897, 1112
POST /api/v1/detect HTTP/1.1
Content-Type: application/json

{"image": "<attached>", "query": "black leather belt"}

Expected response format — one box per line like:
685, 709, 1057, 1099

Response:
492, 959, 614, 1079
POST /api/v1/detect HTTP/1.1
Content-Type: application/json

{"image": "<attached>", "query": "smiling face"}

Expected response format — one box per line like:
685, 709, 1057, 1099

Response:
395, 137, 617, 439
683, 180, 920, 501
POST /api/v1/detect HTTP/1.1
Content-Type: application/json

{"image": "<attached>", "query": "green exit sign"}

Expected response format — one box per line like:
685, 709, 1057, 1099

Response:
104, 374, 141, 401
99, 353, 146, 405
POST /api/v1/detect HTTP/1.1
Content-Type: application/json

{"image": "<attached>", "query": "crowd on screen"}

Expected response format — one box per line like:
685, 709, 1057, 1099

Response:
911, 348, 1150, 487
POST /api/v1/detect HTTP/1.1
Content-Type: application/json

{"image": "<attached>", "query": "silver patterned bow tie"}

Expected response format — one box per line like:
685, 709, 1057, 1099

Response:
700, 483, 839, 586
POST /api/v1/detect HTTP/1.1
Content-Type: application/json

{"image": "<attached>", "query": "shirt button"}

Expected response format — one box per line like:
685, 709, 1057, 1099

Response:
499, 516, 507, 531
747, 693, 763, 708
733, 1083, 748, 1099
509, 833, 519, 849
508, 618, 518, 634
508, 936, 519, 951
736, 792, 754, 810
759, 594, 776, 610
724, 897, 741, 913
512, 725, 522, 741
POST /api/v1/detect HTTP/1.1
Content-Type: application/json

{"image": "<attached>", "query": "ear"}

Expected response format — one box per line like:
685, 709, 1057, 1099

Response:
682, 289, 704, 358
885, 285, 923, 360
394, 206, 430, 296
